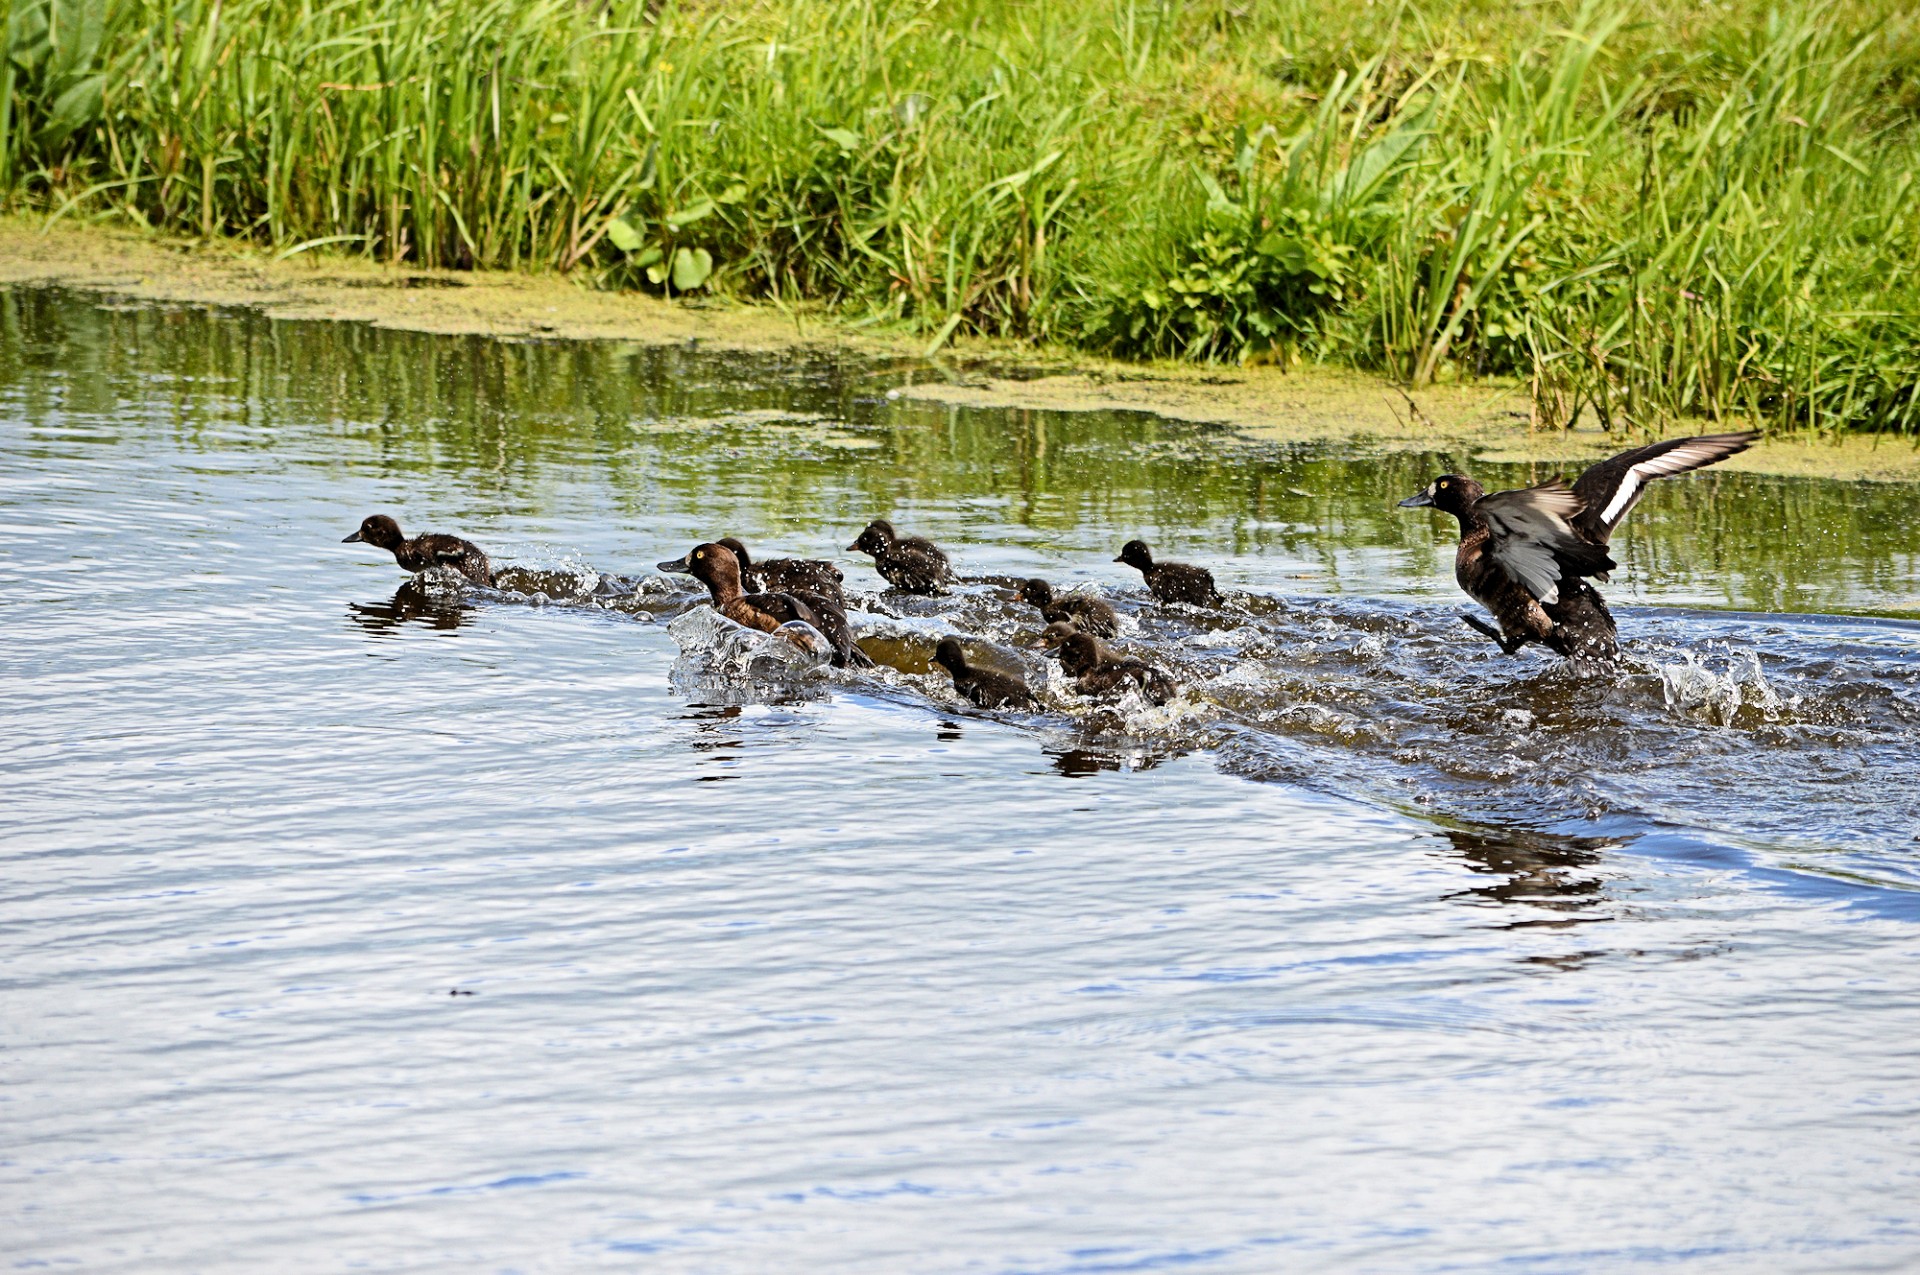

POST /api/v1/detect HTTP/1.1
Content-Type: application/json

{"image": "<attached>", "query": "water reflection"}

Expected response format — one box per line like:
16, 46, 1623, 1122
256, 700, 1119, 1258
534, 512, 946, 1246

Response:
346, 582, 468, 635
1438, 826, 1615, 926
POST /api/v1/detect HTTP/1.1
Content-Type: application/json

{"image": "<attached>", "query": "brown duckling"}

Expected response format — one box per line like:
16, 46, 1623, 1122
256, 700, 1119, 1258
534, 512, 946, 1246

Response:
1115, 539, 1218, 606
932, 637, 1037, 710
847, 519, 955, 594
717, 537, 845, 607
1055, 631, 1178, 706
1013, 578, 1119, 638
658, 542, 872, 668
342, 514, 492, 586
1398, 430, 1758, 661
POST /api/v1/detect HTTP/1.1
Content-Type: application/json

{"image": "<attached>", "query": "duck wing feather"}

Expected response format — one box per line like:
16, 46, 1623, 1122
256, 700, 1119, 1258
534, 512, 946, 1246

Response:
1475, 481, 1615, 605
1571, 430, 1758, 543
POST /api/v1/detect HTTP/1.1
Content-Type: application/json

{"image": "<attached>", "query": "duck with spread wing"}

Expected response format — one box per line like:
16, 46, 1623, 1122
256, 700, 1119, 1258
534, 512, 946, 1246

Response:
1398, 432, 1758, 661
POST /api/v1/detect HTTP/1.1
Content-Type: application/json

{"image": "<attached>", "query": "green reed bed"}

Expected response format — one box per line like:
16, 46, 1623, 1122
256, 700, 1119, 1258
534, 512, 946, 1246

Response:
3, 0, 1916, 433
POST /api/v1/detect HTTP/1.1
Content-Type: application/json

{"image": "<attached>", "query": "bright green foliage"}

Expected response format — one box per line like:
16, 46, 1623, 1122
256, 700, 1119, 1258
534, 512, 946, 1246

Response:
0, 0, 1915, 433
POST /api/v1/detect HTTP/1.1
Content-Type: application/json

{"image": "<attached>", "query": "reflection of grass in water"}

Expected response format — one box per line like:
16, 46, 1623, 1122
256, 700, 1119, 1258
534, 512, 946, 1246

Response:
0, 0, 1914, 432
2, 287, 1915, 615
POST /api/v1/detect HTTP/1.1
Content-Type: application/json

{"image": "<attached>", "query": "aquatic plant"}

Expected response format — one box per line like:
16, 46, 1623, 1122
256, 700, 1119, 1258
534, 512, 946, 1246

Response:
1, 0, 1915, 433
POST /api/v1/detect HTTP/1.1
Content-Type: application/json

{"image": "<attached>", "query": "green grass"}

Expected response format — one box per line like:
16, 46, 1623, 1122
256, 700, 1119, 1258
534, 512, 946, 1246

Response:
3, 0, 1917, 433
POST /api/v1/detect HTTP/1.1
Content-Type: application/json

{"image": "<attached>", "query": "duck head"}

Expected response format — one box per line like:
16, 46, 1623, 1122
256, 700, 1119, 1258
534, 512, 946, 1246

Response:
1039, 619, 1080, 656
931, 636, 969, 675
1014, 578, 1055, 607
657, 541, 744, 597
343, 514, 404, 550
1058, 632, 1105, 677
1114, 539, 1154, 571
847, 519, 897, 555
1398, 475, 1486, 519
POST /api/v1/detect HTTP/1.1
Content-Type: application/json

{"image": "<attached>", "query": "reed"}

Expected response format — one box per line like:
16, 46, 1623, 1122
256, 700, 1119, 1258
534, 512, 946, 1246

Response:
3, 0, 1915, 433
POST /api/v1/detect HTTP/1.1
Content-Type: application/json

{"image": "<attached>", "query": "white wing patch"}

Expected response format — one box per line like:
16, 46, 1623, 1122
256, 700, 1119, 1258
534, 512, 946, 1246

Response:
1598, 438, 1751, 526
1478, 483, 1586, 605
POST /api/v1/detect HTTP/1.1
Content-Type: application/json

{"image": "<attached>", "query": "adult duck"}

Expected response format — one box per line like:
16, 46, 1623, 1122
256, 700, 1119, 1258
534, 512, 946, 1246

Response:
342, 514, 492, 586
1397, 430, 1758, 660
717, 537, 845, 607
1013, 578, 1119, 638
1114, 539, 1218, 606
847, 519, 955, 594
931, 637, 1037, 710
658, 541, 872, 668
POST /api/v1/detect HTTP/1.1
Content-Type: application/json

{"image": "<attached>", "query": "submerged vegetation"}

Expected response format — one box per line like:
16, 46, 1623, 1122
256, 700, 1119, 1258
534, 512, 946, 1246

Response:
1, 0, 1916, 433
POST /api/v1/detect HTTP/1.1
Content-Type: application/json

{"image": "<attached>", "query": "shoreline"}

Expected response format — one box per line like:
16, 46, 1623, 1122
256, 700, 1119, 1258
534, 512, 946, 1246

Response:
3, 217, 1916, 482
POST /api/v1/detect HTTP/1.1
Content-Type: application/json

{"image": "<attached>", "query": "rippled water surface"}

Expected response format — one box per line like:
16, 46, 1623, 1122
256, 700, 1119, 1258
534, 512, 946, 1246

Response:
5, 289, 1920, 1272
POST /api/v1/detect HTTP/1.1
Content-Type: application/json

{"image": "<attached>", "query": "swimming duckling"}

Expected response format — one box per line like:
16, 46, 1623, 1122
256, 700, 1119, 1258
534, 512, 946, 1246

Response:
1013, 578, 1119, 638
717, 537, 845, 607
1039, 618, 1083, 652
847, 519, 955, 594
1114, 539, 1218, 606
1055, 631, 1178, 705
1398, 430, 1758, 660
658, 542, 872, 668
342, 514, 492, 586
931, 637, 1037, 710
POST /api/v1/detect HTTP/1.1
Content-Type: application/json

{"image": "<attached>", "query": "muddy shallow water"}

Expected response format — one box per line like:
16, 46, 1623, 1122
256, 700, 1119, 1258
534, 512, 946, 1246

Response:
4, 289, 1920, 1272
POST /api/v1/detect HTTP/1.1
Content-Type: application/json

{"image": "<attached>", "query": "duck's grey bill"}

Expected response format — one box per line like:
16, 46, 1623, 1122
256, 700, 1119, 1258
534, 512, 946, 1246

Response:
1397, 491, 1434, 508
341, 531, 364, 543
657, 556, 692, 573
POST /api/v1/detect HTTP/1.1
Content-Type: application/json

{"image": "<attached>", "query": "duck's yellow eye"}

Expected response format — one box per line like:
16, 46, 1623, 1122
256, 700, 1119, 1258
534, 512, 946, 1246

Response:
695, 549, 705, 559
1437, 478, 1450, 488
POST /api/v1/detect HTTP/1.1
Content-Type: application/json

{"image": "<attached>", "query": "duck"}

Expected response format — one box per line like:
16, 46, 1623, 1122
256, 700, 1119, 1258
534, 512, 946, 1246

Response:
1115, 539, 1218, 606
931, 637, 1037, 709
717, 537, 845, 607
1397, 430, 1758, 660
847, 519, 955, 594
658, 541, 873, 668
1053, 630, 1178, 705
1013, 578, 1119, 638
342, 514, 492, 586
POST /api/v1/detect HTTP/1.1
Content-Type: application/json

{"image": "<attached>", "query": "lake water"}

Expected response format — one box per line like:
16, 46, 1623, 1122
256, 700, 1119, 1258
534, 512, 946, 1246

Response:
4, 288, 1919, 1272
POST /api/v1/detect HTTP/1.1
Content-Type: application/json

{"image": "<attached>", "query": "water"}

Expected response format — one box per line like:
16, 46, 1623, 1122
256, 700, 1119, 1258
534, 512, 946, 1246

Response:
4, 288, 1920, 1272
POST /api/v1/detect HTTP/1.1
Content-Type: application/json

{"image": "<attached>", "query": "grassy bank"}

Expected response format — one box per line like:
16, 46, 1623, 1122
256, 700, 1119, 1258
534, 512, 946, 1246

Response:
3, 0, 1917, 433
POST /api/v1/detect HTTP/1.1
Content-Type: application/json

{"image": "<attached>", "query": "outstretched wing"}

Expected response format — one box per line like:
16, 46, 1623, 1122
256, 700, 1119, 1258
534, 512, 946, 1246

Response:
1572, 431, 1758, 543
1476, 481, 1615, 604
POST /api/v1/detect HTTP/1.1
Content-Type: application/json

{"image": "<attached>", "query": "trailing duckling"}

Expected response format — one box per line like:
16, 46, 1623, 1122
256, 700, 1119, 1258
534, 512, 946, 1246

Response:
1398, 430, 1758, 661
847, 519, 955, 594
717, 537, 845, 607
1053, 631, 1178, 706
658, 541, 872, 668
342, 514, 492, 586
1013, 578, 1119, 638
1114, 539, 1218, 606
931, 637, 1037, 710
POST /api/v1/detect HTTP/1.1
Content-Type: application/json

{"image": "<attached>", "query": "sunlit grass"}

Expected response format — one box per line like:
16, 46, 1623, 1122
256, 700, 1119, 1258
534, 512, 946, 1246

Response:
3, 0, 1915, 432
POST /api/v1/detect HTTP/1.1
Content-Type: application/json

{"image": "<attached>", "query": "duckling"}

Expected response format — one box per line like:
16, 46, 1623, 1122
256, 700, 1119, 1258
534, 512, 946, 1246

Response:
1013, 578, 1119, 638
931, 637, 1037, 710
1114, 539, 1218, 606
847, 519, 955, 594
717, 537, 845, 607
658, 542, 872, 668
1398, 430, 1758, 660
342, 514, 492, 586
1055, 631, 1178, 706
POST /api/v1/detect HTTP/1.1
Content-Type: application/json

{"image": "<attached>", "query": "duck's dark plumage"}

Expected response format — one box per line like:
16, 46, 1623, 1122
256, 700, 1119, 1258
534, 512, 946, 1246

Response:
659, 542, 873, 668
1014, 578, 1119, 638
1114, 539, 1218, 606
343, 514, 492, 586
932, 637, 1036, 710
847, 519, 955, 594
1054, 631, 1178, 705
717, 537, 845, 607
1399, 430, 1756, 660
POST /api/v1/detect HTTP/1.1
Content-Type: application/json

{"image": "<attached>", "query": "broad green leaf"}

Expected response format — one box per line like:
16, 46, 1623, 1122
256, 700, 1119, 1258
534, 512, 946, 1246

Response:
606, 217, 644, 253
821, 127, 859, 152
671, 247, 713, 291
666, 199, 714, 228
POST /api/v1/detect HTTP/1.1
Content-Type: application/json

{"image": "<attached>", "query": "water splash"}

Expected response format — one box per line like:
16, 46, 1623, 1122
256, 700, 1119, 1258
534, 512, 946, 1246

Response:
1658, 649, 1780, 727
667, 607, 832, 679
